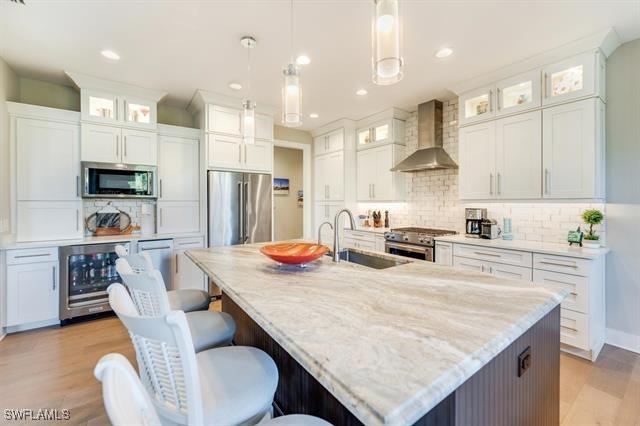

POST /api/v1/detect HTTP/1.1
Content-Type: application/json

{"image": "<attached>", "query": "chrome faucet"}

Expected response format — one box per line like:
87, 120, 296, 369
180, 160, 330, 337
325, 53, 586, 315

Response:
333, 208, 356, 262
317, 221, 333, 246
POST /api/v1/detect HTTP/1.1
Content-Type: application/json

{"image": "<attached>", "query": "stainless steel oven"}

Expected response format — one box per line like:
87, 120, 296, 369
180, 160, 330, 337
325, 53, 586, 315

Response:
82, 162, 156, 198
59, 242, 129, 321
385, 241, 434, 261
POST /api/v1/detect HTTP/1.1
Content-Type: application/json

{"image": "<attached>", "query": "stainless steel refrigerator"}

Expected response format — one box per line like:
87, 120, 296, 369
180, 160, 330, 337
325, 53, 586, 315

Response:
208, 171, 272, 247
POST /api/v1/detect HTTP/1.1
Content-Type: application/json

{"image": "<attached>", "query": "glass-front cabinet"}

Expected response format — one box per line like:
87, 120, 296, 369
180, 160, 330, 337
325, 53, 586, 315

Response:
459, 86, 495, 125
542, 51, 598, 106
495, 70, 541, 116
81, 90, 157, 129
356, 119, 404, 150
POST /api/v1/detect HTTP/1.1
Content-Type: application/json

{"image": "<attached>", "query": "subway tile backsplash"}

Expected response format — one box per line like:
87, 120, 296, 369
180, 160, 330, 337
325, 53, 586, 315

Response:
83, 199, 156, 236
357, 99, 606, 244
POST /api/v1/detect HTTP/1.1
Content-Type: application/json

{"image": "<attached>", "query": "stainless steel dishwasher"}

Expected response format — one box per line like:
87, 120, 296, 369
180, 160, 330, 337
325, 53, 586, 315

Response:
137, 239, 174, 289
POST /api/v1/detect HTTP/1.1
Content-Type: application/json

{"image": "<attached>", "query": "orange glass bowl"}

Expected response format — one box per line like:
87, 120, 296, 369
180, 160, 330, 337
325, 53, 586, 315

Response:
260, 243, 329, 265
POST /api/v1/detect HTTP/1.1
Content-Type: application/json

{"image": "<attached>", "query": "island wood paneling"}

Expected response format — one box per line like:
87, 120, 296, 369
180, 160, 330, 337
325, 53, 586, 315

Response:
223, 294, 560, 426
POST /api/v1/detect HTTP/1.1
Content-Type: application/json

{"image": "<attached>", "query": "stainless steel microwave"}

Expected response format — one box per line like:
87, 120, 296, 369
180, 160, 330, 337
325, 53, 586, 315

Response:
82, 162, 156, 198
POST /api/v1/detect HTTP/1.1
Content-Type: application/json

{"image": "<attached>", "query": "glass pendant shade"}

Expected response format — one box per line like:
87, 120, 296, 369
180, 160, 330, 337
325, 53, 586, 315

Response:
242, 100, 256, 145
282, 63, 302, 127
372, 0, 403, 85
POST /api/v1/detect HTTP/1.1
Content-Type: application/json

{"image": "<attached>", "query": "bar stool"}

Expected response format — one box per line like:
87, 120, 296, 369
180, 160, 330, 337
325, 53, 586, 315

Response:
115, 244, 210, 313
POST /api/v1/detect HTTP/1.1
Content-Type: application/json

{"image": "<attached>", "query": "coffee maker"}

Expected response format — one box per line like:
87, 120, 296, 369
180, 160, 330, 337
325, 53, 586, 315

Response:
465, 208, 487, 238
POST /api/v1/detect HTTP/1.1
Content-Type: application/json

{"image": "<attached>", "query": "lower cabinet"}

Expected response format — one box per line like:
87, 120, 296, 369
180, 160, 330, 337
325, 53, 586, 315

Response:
435, 242, 453, 266
6, 248, 60, 329
17, 201, 83, 242
343, 230, 386, 253
157, 201, 199, 234
173, 237, 208, 292
314, 203, 343, 245
447, 241, 605, 361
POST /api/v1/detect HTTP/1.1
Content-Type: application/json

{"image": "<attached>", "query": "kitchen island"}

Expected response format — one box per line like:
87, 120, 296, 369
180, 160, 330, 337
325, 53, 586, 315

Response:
187, 243, 567, 426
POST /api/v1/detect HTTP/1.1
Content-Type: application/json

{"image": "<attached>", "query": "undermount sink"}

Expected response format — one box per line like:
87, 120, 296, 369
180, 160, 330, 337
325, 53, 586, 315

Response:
328, 249, 409, 269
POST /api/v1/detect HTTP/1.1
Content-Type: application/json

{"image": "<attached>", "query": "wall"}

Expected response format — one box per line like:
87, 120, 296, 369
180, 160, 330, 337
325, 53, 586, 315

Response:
19, 77, 79, 111
604, 38, 640, 351
0, 58, 19, 235
274, 125, 312, 144
83, 199, 156, 236
273, 146, 303, 240
357, 99, 605, 244
158, 103, 195, 128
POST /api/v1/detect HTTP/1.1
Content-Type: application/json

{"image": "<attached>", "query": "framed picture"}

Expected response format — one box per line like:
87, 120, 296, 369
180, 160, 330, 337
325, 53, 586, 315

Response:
273, 178, 290, 195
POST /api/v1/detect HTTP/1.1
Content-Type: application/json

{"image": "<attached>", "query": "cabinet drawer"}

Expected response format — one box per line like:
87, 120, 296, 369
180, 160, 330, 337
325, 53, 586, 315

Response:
453, 244, 532, 267
6, 247, 59, 265
344, 230, 376, 242
490, 262, 532, 281
344, 237, 376, 251
533, 269, 588, 314
533, 253, 590, 276
173, 236, 204, 250
560, 308, 589, 350
453, 256, 488, 273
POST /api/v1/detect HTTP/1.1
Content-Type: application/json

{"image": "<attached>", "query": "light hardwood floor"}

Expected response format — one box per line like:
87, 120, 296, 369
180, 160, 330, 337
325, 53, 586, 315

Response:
0, 307, 638, 426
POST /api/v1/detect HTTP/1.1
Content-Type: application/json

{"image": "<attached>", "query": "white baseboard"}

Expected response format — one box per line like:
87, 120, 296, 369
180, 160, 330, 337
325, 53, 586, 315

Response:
606, 328, 640, 354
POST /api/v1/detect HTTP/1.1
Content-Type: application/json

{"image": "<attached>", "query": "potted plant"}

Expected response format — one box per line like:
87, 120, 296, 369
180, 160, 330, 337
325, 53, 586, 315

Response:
581, 209, 604, 248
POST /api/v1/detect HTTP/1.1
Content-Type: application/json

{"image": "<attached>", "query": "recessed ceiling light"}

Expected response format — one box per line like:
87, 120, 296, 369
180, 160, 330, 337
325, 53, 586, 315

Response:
309, 113, 319, 118
435, 47, 453, 59
296, 55, 311, 65
101, 50, 120, 61
356, 88, 368, 96
228, 82, 243, 90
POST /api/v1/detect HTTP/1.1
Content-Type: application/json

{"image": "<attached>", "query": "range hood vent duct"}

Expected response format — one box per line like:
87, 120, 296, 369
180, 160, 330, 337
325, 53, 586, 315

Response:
391, 100, 458, 172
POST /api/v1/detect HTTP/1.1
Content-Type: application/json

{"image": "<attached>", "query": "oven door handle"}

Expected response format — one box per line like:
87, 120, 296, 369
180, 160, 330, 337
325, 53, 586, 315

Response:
385, 241, 430, 254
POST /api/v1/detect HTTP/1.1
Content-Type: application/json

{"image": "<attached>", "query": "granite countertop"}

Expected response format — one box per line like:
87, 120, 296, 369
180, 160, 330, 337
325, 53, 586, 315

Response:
0, 232, 204, 250
187, 242, 567, 426
434, 234, 609, 259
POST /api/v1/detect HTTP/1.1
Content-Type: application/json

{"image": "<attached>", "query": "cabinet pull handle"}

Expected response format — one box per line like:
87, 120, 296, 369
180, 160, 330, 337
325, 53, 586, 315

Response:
159, 208, 163, 227
544, 169, 550, 194
372, 184, 375, 198
543, 73, 548, 98
480, 264, 484, 272
76, 176, 80, 197
474, 251, 501, 257
115, 135, 119, 157
497, 173, 501, 195
489, 90, 493, 112
52, 266, 56, 291
14, 253, 51, 259
496, 88, 501, 110
489, 174, 494, 195
489, 266, 494, 274
124, 135, 127, 157
76, 209, 80, 231
175, 254, 179, 274
561, 325, 578, 333
539, 260, 578, 269
238, 145, 242, 163
159, 179, 163, 198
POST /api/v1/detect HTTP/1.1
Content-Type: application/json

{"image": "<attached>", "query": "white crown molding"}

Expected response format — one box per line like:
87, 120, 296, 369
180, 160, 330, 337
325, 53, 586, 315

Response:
448, 27, 622, 95
6, 101, 80, 123
355, 107, 410, 128
156, 123, 200, 139
187, 89, 277, 116
310, 118, 357, 137
65, 71, 167, 102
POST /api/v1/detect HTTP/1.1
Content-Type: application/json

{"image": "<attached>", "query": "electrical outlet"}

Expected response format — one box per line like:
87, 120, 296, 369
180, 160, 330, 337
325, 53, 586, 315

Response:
518, 346, 531, 377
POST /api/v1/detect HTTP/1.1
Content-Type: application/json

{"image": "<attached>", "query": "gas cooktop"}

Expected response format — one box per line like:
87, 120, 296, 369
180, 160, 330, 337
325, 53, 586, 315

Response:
384, 227, 457, 247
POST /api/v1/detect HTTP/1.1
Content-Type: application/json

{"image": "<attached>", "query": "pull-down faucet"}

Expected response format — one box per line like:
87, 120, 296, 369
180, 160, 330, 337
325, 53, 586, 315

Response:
333, 208, 356, 262
317, 221, 333, 246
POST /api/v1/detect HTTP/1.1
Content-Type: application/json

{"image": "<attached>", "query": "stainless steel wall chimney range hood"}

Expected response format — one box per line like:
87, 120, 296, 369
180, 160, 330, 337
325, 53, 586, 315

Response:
391, 100, 458, 172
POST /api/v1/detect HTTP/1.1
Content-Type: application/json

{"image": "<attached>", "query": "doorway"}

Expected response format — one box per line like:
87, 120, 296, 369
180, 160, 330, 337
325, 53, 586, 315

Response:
273, 140, 311, 240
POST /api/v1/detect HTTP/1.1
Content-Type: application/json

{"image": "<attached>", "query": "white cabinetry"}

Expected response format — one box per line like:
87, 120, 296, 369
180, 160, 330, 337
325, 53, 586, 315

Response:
17, 202, 82, 241
81, 124, 157, 166
315, 151, 344, 201
447, 239, 606, 361
343, 230, 386, 253
157, 129, 200, 234
542, 51, 603, 105
459, 85, 495, 125
314, 129, 344, 156
356, 119, 405, 150
542, 98, 604, 199
435, 242, 453, 266
5, 248, 59, 329
207, 105, 241, 136
495, 70, 541, 116
459, 121, 496, 199
315, 203, 343, 244
81, 89, 158, 129
244, 140, 273, 172
173, 237, 208, 291
357, 144, 404, 202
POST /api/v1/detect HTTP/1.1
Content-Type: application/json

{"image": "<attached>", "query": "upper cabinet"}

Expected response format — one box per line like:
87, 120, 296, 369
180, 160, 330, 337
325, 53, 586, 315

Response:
459, 86, 496, 126
314, 129, 344, 156
356, 118, 405, 150
495, 70, 541, 116
357, 144, 405, 202
542, 51, 603, 106
81, 124, 157, 166
207, 105, 241, 136
80, 90, 158, 130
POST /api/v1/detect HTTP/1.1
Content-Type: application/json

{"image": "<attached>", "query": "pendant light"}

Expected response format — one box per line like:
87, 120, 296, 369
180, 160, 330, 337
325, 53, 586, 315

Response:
282, 0, 302, 127
241, 36, 256, 145
372, 0, 403, 85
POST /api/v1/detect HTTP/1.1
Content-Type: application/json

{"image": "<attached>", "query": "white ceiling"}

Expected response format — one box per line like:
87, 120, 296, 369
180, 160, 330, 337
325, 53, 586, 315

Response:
1, 1, 639, 130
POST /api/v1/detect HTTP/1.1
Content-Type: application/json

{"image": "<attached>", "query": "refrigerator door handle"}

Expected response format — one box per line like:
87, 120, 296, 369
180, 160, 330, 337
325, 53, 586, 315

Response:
244, 181, 249, 243
237, 181, 244, 244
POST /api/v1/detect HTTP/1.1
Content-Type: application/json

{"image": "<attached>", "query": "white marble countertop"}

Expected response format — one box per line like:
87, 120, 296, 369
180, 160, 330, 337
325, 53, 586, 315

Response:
0, 232, 204, 250
187, 242, 567, 426
434, 234, 609, 259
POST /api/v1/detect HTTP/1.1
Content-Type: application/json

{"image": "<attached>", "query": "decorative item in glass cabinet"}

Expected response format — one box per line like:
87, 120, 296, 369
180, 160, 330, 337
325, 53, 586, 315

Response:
240, 35, 257, 144
282, 0, 302, 127
372, 0, 403, 85
552, 65, 583, 96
